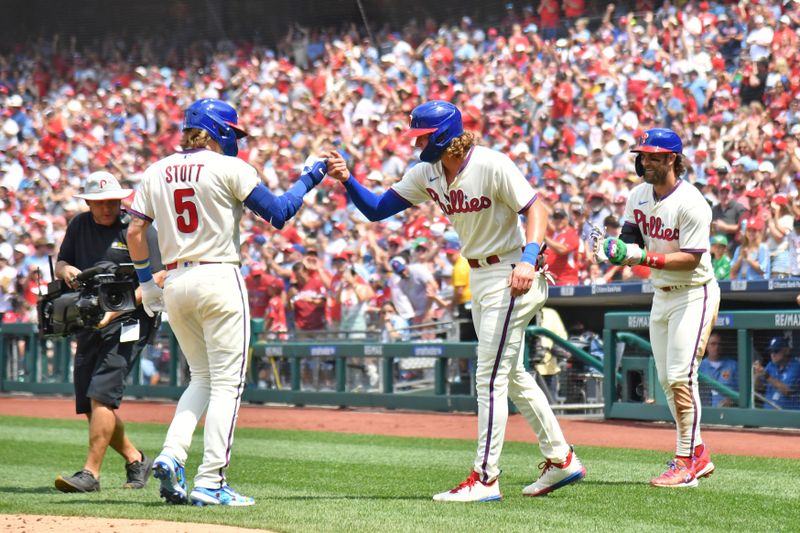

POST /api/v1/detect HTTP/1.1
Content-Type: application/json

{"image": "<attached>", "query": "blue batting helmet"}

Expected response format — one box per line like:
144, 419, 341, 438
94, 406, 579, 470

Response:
402, 100, 463, 163
183, 99, 248, 157
631, 128, 683, 154
767, 336, 789, 353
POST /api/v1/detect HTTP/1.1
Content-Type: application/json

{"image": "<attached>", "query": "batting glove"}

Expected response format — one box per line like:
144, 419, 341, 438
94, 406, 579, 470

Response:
140, 279, 165, 317
302, 159, 328, 186
590, 225, 608, 263
603, 237, 645, 266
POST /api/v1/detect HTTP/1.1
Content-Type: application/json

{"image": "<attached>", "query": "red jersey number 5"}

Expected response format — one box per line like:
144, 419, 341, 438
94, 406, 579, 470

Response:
174, 188, 199, 233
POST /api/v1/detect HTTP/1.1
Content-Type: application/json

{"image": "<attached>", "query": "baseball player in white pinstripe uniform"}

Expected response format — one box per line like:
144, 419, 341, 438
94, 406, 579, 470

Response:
127, 99, 327, 505
327, 100, 586, 502
597, 128, 719, 488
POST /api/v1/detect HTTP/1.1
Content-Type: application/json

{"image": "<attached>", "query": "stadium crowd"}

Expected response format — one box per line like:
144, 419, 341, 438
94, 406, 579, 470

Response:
3, 0, 800, 337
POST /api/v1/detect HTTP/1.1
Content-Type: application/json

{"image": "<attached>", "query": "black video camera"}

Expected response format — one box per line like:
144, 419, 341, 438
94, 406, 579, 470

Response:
37, 261, 137, 337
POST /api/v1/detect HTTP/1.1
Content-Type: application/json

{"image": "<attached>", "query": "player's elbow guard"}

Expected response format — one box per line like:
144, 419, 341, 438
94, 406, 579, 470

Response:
244, 184, 289, 229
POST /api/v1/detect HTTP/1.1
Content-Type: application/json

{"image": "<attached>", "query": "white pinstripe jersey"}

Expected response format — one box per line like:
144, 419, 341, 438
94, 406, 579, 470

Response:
624, 179, 714, 288
391, 146, 536, 259
129, 148, 260, 264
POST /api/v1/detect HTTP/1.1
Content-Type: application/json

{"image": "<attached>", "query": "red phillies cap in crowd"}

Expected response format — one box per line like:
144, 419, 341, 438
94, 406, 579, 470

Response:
745, 188, 766, 198
746, 216, 765, 231
772, 194, 789, 205
543, 169, 560, 180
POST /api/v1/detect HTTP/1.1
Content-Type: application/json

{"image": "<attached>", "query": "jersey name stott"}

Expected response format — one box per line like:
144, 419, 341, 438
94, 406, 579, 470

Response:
633, 209, 680, 241
426, 187, 492, 215
165, 164, 205, 183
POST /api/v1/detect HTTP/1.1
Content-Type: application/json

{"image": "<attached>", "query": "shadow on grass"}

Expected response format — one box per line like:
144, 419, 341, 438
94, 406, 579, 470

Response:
267, 495, 432, 501
47, 500, 169, 506
0, 486, 178, 505
0, 486, 55, 494
579, 480, 644, 487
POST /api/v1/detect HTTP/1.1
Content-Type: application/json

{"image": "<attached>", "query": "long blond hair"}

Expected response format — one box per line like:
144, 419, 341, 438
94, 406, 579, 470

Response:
180, 128, 212, 150
444, 131, 478, 160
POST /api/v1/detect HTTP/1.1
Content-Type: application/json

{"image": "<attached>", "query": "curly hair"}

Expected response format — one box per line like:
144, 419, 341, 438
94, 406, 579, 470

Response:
180, 128, 212, 151
444, 131, 478, 160
674, 154, 687, 177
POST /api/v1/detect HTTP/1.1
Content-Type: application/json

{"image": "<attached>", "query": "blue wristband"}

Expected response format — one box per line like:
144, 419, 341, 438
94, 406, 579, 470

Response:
520, 243, 541, 265
133, 259, 153, 283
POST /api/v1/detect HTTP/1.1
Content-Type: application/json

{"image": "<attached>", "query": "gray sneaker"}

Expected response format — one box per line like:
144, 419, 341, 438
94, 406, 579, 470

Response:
55, 469, 100, 493
124, 450, 154, 489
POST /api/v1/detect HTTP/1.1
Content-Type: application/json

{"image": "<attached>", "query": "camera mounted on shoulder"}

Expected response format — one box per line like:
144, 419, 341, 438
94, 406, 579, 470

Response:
37, 261, 138, 337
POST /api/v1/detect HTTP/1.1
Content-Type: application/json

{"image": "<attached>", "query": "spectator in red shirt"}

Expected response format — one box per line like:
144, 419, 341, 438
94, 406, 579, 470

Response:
551, 72, 574, 120
245, 265, 272, 320
538, 0, 561, 41
289, 259, 327, 337
508, 24, 531, 53
544, 208, 581, 285
564, 0, 586, 23
265, 276, 288, 340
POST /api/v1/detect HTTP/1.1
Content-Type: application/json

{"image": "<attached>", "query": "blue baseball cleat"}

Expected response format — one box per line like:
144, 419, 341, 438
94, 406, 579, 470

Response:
190, 484, 255, 506
152, 454, 187, 504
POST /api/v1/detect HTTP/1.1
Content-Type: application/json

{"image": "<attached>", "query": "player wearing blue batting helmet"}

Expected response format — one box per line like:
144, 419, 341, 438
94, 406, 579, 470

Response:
183, 99, 248, 157
402, 100, 464, 163
630, 128, 685, 178
631, 128, 683, 154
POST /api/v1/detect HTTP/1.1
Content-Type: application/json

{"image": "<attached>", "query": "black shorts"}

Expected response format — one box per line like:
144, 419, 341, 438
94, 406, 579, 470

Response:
73, 316, 155, 414
458, 303, 477, 342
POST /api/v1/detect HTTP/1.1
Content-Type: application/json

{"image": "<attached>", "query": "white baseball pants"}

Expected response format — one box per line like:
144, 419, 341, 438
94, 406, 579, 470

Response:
470, 260, 570, 483
160, 263, 250, 489
650, 281, 720, 457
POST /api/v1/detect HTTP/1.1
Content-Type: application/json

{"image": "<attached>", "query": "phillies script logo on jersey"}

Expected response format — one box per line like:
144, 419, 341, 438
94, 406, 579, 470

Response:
426, 188, 491, 215
633, 209, 680, 241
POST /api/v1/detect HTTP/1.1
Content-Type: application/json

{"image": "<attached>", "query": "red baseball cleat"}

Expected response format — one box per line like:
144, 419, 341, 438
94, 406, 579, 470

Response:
693, 444, 715, 478
650, 457, 698, 488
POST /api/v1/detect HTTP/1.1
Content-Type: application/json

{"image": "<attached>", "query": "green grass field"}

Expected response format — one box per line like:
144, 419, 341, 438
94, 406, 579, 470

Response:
0, 415, 797, 533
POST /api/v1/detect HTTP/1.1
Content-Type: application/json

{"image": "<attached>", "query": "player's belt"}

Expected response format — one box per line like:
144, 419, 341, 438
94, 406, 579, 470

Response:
466, 246, 533, 269
658, 285, 690, 292
165, 261, 233, 271
467, 255, 502, 268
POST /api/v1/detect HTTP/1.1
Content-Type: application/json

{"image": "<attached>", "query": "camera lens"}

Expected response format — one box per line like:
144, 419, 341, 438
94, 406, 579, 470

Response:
107, 292, 123, 307
99, 282, 136, 313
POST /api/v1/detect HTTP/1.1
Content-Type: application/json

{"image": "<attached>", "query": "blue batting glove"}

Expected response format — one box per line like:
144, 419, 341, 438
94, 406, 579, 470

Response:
302, 159, 328, 186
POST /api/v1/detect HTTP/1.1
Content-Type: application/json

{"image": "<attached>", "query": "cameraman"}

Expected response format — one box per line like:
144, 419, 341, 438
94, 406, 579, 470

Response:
53, 171, 165, 493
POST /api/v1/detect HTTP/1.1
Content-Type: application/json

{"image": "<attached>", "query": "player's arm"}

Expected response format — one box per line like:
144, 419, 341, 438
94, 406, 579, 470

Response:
326, 150, 411, 221
126, 216, 166, 317
605, 205, 704, 270
521, 199, 547, 263
619, 221, 645, 246
507, 198, 547, 297
604, 237, 703, 271
244, 160, 327, 229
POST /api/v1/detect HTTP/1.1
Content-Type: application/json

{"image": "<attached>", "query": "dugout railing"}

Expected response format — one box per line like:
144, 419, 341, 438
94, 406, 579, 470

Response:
0, 321, 600, 413
2, 312, 798, 427
604, 310, 800, 429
